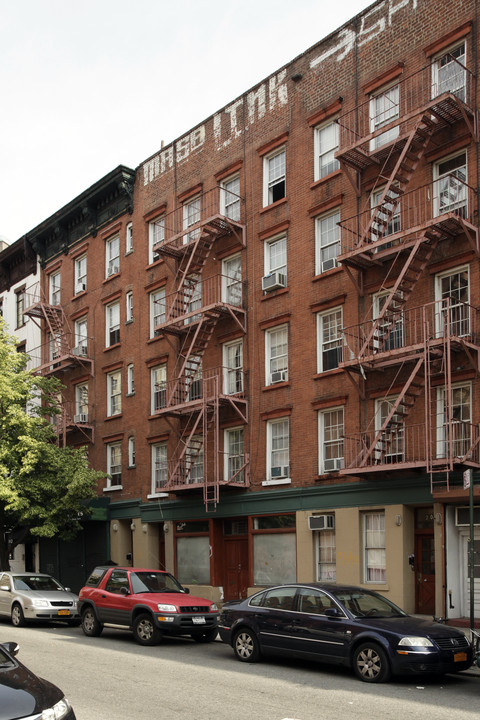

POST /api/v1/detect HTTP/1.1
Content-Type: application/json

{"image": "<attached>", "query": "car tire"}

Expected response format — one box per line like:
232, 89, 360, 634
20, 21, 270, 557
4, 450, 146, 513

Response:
81, 607, 103, 637
192, 628, 218, 643
133, 613, 161, 646
353, 641, 391, 683
11, 603, 25, 627
233, 628, 261, 663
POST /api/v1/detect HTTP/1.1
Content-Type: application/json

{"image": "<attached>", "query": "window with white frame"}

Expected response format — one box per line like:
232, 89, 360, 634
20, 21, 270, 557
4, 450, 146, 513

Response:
373, 290, 404, 351
182, 196, 201, 244
107, 443, 122, 488
107, 370, 122, 417
148, 216, 164, 263
15, 289, 25, 328
375, 396, 404, 463
370, 185, 401, 246
431, 41, 466, 102
105, 302, 120, 346
318, 407, 344, 473
267, 418, 289, 480
75, 383, 88, 423
185, 356, 202, 401
224, 427, 245, 483
126, 291, 133, 322
369, 84, 399, 149
433, 152, 467, 217
126, 222, 133, 253
222, 254, 242, 306
317, 308, 343, 372
152, 442, 167, 492
49, 272, 61, 306
128, 436, 135, 467
363, 511, 386, 583
106, 235, 120, 277
151, 365, 167, 413
436, 382, 472, 459
221, 174, 241, 221
184, 276, 201, 324
314, 120, 340, 181
316, 526, 336, 581
263, 147, 286, 206
74, 317, 88, 356
264, 234, 287, 287
315, 210, 340, 274
127, 364, 134, 395
74, 255, 87, 294
149, 288, 165, 338
435, 265, 470, 338
186, 436, 203, 484
253, 514, 296, 584
223, 339, 243, 394
265, 325, 288, 385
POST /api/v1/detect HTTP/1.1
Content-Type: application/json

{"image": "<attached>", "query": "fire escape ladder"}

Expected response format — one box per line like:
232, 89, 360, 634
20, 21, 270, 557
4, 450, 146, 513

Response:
177, 229, 216, 286
203, 385, 220, 512
430, 330, 453, 492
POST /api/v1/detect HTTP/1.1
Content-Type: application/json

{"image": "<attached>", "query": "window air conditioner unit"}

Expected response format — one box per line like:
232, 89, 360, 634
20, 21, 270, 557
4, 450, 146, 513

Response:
262, 272, 286, 292
323, 457, 344, 472
271, 465, 289, 478
322, 258, 337, 272
76, 283, 86, 293
308, 514, 335, 531
271, 370, 288, 383
74, 413, 88, 423
72, 345, 87, 357
107, 265, 119, 277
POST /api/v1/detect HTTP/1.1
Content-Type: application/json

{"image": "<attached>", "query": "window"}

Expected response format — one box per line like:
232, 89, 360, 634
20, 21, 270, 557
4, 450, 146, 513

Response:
149, 288, 165, 338
126, 291, 133, 322
128, 436, 135, 467
107, 370, 122, 416
370, 185, 401, 246
315, 210, 340, 274
363, 511, 386, 583
221, 174, 241, 221
182, 196, 201, 244
106, 302, 120, 346
263, 148, 286, 206
265, 325, 288, 385
222, 254, 242, 306
435, 265, 470, 337
375, 396, 404, 463
176, 522, 211, 585
369, 84, 399, 149
75, 383, 88, 423
436, 382, 471, 459
184, 276, 201, 324
107, 443, 122, 488
316, 527, 336, 581
433, 152, 467, 217
252, 514, 296, 585
432, 42, 466, 101
318, 407, 344, 473
127, 364, 134, 395
317, 308, 343, 372
15, 289, 25, 328
267, 418, 289, 480
49, 272, 61, 306
151, 365, 167, 412
74, 255, 87, 294
314, 120, 339, 181
106, 235, 120, 277
372, 290, 404, 351
224, 427, 245, 483
148, 216, 164, 263
223, 339, 243, 395
126, 222, 133, 253
152, 442, 167, 493
186, 436, 203, 484
264, 234, 287, 285
185, 356, 202, 401
74, 317, 88, 356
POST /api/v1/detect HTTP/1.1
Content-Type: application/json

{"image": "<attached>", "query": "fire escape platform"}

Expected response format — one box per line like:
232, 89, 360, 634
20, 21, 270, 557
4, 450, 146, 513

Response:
158, 302, 246, 337
340, 457, 480, 477
155, 215, 245, 259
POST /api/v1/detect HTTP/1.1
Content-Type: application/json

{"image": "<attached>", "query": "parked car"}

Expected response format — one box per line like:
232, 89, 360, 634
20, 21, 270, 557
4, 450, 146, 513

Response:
218, 582, 473, 683
0, 641, 76, 720
78, 566, 219, 645
0, 572, 80, 627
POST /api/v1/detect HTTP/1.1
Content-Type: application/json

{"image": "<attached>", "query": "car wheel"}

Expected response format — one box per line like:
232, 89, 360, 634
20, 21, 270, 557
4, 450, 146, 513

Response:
353, 642, 391, 683
133, 613, 161, 646
192, 628, 218, 643
81, 607, 103, 637
233, 628, 261, 663
11, 604, 25, 627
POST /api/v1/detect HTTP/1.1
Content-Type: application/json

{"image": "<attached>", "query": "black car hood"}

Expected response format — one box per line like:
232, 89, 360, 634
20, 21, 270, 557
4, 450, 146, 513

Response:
0, 661, 62, 720
356, 615, 466, 639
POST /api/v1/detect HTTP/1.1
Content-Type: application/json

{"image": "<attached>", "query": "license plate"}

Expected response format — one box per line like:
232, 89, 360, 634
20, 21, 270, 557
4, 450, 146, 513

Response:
454, 652, 467, 662
58, 609, 70, 616
192, 616, 206, 625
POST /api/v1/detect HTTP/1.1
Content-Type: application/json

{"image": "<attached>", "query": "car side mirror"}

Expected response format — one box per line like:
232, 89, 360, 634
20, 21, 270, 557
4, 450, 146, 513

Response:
183, 587, 190, 594
0, 585, 10, 592
324, 607, 341, 618
2, 642, 19, 656
120, 586, 130, 596
64, 587, 71, 592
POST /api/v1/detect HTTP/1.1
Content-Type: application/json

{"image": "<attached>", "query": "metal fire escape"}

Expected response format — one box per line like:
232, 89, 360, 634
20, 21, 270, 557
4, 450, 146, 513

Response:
336, 57, 480, 491
151, 187, 249, 510
23, 286, 94, 446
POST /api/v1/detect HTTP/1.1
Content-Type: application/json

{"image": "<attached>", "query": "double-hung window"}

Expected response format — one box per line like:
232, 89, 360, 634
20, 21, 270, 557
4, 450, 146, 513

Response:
314, 120, 339, 181
369, 84, 399, 149
315, 210, 340, 274
107, 370, 122, 416
107, 443, 122, 488
316, 525, 336, 581
149, 216, 164, 263
375, 396, 404, 463
318, 407, 344, 473
431, 42, 466, 102
126, 291, 133, 322
224, 427, 245, 483
74, 256, 87, 294
373, 290, 404, 351
266, 325, 288, 385
15, 289, 25, 328
264, 235, 287, 288
152, 442, 167, 492
370, 186, 401, 247
267, 419, 289, 480
74, 317, 88, 356
263, 148, 286, 206
106, 235, 120, 277
75, 383, 89, 423
125, 222, 133, 253
183, 196, 201, 244
222, 254, 242, 306
436, 382, 471, 459
186, 436, 203, 484
49, 272, 61, 306
433, 152, 467, 218
317, 308, 343, 372
127, 364, 135, 395
435, 265, 470, 338
221, 175, 241, 221
223, 339, 243, 395
106, 302, 120, 347
363, 511, 386, 583
149, 288, 166, 338
128, 437, 135, 467
151, 365, 167, 412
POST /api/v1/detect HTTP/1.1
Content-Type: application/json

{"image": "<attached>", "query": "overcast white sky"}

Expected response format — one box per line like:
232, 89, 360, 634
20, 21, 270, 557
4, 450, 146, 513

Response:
0, 0, 372, 243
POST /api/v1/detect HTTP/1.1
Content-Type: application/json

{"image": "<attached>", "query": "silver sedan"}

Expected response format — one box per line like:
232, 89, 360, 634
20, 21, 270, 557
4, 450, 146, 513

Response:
0, 571, 80, 627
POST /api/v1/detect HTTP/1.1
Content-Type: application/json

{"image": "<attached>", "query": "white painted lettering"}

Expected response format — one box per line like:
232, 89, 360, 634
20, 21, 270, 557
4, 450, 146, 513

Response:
247, 84, 266, 125
358, 3, 386, 47
269, 69, 288, 111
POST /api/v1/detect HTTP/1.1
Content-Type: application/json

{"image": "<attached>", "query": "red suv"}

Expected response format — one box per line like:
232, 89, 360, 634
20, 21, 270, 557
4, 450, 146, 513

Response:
78, 566, 219, 645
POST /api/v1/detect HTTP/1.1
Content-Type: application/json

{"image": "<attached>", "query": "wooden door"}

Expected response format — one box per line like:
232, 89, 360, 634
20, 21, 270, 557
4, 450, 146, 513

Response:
224, 538, 248, 601
415, 533, 435, 614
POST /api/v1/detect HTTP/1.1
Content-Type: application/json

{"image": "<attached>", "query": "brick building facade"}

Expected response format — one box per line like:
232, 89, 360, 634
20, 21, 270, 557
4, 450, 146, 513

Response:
1, 0, 479, 620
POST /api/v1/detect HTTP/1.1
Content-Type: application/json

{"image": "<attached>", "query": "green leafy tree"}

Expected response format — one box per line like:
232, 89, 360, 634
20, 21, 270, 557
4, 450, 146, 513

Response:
0, 320, 104, 570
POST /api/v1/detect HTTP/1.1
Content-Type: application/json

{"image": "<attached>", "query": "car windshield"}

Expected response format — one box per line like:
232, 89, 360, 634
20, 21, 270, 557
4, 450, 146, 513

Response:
332, 590, 407, 618
13, 575, 63, 592
129, 572, 184, 594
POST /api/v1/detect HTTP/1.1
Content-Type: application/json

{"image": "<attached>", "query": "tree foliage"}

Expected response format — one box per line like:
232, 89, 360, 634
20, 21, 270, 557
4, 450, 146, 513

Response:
0, 320, 104, 570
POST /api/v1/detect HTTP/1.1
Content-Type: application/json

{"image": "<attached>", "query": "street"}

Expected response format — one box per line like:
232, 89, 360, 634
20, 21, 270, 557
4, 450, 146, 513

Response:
2, 620, 479, 720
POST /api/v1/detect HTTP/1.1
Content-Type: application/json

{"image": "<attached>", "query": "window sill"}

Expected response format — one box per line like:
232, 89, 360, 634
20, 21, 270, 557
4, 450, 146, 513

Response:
261, 287, 289, 301
125, 319, 134, 326
263, 381, 290, 391
262, 477, 291, 486
72, 290, 87, 299
125, 392, 135, 398
103, 272, 121, 284
312, 266, 343, 281
310, 169, 341, 189
127, 465, 136, 470
313, 368, 343, 379
146, 258, 164, 270
103, 485, 123, 493
260, 197, 287, 214
147, 492, 169, 499
147, 334, 165, 343
124, 250, 134, 257
105, 413, 123, 421
104, 343, 121, 352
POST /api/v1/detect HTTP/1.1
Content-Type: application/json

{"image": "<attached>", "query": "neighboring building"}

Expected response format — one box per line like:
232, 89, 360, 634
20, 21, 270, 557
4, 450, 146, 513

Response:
1, 0, 479, 617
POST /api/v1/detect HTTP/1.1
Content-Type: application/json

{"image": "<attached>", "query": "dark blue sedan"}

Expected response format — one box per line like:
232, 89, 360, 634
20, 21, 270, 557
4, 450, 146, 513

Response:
218, 583, 473, 682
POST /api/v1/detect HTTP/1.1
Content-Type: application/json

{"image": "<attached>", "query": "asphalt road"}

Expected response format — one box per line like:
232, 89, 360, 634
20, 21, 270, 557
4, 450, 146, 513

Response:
2, 620, 479, 720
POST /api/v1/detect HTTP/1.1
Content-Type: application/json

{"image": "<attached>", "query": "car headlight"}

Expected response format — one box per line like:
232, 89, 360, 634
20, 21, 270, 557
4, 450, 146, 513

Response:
398, 636, 434, 647
42, 697, 72, 719
157, 603, 177, 613
31, 599, 50, 608
210, 603, 218, 612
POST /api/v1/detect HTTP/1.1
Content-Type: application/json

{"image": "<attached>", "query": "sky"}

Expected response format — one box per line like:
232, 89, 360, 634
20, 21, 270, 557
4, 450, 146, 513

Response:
0, 0, 373, 244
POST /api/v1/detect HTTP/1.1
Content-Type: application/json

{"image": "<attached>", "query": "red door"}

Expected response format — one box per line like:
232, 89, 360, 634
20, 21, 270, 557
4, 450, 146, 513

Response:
415, 533, 435, 614
224, 538, 248, 601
